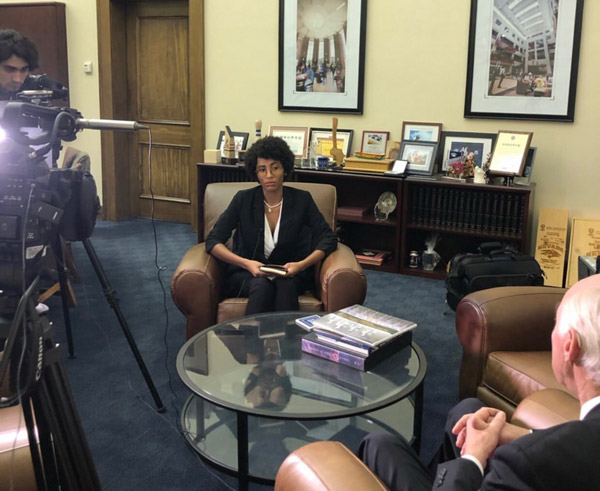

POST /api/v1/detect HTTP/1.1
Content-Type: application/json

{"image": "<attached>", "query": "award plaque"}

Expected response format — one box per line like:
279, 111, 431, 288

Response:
488, 131, 533, 176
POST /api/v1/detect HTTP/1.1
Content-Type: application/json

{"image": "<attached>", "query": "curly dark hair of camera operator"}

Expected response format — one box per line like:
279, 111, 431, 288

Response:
0, 29, 39, 69
244, 136, 295, 181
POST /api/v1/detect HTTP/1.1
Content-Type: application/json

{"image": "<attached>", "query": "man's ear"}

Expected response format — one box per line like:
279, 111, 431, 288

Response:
565, 329, 582, 364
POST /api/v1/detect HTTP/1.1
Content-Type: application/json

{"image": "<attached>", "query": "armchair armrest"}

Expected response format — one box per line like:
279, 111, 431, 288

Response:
170, 243, 222, 339
456, 286, 566, 399
318, 243, 367, 312
275, 441, 388, 491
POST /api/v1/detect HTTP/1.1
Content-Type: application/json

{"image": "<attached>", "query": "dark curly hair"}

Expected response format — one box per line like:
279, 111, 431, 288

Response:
0, 29, 39, 69
244, 136, 295, 181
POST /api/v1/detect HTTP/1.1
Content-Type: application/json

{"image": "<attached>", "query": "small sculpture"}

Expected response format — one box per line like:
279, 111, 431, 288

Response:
473, 166, 486, 183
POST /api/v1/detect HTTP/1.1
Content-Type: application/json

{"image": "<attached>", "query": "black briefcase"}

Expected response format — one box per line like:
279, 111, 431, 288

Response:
446, 242, 545, 311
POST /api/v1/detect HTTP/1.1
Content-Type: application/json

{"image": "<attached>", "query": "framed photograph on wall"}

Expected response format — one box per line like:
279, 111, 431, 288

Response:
400, 141, 438, 176
360, 131, 389, 154
268, 125, 309, 158
439, 131, 496, 170
309, 127, 354, 157
401, 122, 442, 142
464, 0, 584, 122
278, 0, 368, 114
216, 131, 249, 158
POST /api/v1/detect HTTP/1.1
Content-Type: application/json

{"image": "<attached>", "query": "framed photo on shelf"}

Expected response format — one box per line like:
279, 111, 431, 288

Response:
216, 130, 249, 158
464, 0, 584, 122
401, 122, 442, 142
513, 147, 537, 185
269, 125, 309, 158
488, 130, 533, 176
360, 131, 389, 154
309, 127, 354, 157
439, 131, 496, 170
400, 141, 438, 176
278, 0, 368, 114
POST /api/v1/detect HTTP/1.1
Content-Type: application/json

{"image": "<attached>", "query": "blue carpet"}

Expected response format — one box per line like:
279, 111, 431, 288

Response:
43, 218, 461, 490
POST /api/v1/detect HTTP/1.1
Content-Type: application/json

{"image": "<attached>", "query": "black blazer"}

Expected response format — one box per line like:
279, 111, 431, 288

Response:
205, 185, 337, 286
433, 404, 600, 490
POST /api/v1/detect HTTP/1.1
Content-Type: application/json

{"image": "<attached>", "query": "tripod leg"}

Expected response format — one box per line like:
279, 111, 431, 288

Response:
51, 236, 76, 358
81, 238, 166, 413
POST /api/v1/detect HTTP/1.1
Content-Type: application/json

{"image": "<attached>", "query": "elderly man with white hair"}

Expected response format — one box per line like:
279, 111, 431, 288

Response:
359, 273, 600, 490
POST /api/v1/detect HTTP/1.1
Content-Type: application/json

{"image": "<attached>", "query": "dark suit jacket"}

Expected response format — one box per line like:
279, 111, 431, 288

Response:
434, 404, 600, 490
205, 185, 337, 289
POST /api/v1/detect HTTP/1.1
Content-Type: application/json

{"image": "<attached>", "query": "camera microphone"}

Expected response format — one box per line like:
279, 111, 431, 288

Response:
75, 119, 149, 132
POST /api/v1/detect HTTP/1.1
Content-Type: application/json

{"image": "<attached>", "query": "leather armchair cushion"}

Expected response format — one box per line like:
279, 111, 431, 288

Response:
511, 389, 579, 429
274, 441, 388, 491
0, 405, 36, 490
481, 351, 575, 407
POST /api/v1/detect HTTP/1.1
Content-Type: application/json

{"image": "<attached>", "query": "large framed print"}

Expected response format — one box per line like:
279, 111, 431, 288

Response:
464, 0, 584, 122
268, 125, 309, 158
278, 0, 368, 114
400, 141, 438, 176
440, 131, 496, 170
309, 127, 354, 157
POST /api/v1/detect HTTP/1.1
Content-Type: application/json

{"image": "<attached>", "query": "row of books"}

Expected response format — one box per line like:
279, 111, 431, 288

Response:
297, 305, 417, 371
408, 185, 526, 236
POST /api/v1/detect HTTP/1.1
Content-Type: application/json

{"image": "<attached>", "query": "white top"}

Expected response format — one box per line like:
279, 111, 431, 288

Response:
263, 203, 282, 259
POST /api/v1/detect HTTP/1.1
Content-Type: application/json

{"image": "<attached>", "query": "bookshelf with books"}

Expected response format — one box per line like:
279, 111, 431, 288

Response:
294, 169, 402, 273
400, 178, 534, 279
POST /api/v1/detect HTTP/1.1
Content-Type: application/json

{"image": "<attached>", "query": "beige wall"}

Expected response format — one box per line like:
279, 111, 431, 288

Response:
0, 0, 102, 198
204, 1, 600, 245
3, 1, 598, 239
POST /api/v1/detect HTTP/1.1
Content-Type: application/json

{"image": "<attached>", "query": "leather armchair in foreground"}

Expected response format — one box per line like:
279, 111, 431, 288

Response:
171, 182, 367, 339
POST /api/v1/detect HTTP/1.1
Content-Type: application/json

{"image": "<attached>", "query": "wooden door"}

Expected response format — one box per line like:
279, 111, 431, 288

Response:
125, 1, 192, 222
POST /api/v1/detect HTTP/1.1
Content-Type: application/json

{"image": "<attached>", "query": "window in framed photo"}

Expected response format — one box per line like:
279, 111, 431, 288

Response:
401, 122, 442, 143
217, 131, 249, 158
439, 131, 496, 171
268, 125, 309, 158
360, 131, 389, 155
400, 141, 438, 176
309, 127, 353, 157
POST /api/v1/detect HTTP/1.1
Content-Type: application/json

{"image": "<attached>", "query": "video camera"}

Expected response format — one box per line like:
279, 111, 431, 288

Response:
0, 98, 101, 299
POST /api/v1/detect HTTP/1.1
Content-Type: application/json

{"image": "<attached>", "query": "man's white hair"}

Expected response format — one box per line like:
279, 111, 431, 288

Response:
557, 286, 600, 384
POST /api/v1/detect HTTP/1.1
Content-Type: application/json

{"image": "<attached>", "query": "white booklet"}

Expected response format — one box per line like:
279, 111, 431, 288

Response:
312, 305, 417, 348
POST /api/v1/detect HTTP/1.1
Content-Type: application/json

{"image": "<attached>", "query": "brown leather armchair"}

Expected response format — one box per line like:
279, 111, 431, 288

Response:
171, 182, 367, 339
455, 285, 578, 419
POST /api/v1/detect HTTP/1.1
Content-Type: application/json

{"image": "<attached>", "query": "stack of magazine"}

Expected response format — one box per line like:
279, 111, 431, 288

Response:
297, 305, 417, 371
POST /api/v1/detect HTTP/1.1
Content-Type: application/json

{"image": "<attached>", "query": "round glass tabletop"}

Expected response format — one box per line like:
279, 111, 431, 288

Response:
177, 311, 426, 420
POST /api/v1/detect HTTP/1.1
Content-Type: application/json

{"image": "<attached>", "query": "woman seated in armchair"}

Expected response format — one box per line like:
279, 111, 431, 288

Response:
205, 136, 338, 314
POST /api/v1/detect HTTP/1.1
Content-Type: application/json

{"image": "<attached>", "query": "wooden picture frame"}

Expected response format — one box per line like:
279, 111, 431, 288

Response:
400, 141, 438, 176
464, 0, 584, 122
278, 0, 368, 114
488, 130, 533, 176
360, 131, 389, 154
309, 127, 354, 157
401, 122, 442, 142
268, 125, 309, 158
216, 131, 249, 158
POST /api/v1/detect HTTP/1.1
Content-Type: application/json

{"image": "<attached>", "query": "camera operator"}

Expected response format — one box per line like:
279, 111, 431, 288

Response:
0, 28, 40, 101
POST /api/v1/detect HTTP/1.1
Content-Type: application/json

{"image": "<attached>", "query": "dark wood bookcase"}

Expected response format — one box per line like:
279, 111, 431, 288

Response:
196, 163, 534, 279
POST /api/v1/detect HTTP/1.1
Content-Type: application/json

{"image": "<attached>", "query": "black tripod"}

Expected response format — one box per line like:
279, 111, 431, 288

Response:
0, 278, 101, 490
52, 235, 166, 413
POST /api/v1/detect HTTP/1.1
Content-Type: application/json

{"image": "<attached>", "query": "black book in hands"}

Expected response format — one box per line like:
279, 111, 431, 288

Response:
259, 264, 288, 276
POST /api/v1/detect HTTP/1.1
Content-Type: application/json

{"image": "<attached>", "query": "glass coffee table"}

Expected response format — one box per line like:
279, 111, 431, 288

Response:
177, 311, 426, 491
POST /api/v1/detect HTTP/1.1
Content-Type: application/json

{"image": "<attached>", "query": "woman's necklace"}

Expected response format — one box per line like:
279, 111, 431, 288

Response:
263, 198, 283, 213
